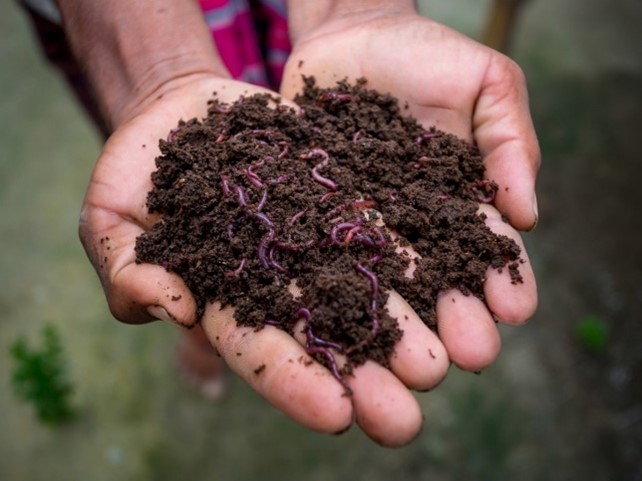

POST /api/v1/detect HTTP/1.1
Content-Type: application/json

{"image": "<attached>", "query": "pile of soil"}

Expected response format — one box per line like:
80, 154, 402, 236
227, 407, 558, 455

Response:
135, 78, 522, 378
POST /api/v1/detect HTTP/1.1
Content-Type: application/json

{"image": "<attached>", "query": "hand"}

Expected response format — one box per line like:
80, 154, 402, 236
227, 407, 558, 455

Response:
79, 76, 285, 326
69, 0, 441, 448
275, 4, 539, 444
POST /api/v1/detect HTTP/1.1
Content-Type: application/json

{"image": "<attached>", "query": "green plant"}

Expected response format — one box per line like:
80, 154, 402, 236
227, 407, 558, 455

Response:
10, 323, 76, 426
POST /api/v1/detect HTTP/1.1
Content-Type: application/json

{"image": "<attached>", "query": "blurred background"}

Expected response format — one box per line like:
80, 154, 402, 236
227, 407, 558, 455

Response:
1, 0, 640, 480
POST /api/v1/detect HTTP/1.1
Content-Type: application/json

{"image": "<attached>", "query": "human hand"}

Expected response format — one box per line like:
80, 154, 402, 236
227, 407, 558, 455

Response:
67, 0, 443, 448
79, 76, 284, 327
274, 1, 539, 444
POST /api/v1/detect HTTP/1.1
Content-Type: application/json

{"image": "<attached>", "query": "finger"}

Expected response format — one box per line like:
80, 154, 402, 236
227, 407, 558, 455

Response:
347, 360, 423, 447
290, 310, 423, 446
480, 204, 538, 324
386, 291, 450, 391
79, 205, 198, 326
202, 302, 354, 434
473, 53, 541, 231
436, 289, 501, 372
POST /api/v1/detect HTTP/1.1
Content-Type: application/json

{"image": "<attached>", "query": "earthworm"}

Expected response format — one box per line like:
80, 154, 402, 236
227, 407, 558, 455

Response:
319, 192, 335, 203
220, 176, 231, 196
267, 174, 289, 185
298, 307, 340, 348
473, 180, 498, 203
288, 210, 306, 226
252, 211, 276, 270
296, 307, 347, 388
415, 131, 440, 144
346, 263, 381, 354
244, 166, 264, 188
257, 189, 268, 212
167, 127, 180, 142
244, 157, 271, 189
210, 102, 230, 114
307, 148, 338, 192
226, 258, 247, 278
251, 129, 282, 139
305, 346, 346, 388
235, 185, 248, 207
277, 141, 289, 159
230, 182, 275, 271
267, 245, 287, 273
352, 228, 386, 249
296, 307, 312, 322
330, 221, 362, 245
306, 325, 344, 351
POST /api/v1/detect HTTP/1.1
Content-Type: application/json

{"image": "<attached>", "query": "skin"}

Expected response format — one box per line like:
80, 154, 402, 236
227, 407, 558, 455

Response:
64, 0, 539, 447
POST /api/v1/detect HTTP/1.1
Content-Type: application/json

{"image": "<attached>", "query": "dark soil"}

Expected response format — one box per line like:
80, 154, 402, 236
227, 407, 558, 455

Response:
135, 78, 522, 379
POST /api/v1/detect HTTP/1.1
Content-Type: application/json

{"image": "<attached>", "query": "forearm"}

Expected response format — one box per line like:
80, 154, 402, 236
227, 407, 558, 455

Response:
56, 0, 228, 129
286, 0, 416, 44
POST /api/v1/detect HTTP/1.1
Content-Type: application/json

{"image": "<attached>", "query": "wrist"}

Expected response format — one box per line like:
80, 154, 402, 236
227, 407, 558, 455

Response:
110, 64, 229, 130
287, 0, 416, 44
57, 0, 229, 129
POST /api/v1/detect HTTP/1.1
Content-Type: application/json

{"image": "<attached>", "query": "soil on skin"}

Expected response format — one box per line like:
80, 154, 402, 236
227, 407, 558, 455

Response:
135, 78, 522, 374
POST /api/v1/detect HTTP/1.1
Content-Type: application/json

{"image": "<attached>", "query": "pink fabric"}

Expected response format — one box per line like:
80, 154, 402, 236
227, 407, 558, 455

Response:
198, 0, 291, 89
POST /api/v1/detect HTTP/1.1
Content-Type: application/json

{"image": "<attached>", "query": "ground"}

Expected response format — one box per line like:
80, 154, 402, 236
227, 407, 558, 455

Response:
1, 0, 640, 480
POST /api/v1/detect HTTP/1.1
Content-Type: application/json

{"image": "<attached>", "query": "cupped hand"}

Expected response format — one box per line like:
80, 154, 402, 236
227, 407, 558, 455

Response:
274, 7, 540, 444
79, 75, 282, 327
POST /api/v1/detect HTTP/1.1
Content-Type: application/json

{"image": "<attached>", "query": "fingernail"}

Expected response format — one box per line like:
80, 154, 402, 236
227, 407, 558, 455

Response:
147, 305, 174, 323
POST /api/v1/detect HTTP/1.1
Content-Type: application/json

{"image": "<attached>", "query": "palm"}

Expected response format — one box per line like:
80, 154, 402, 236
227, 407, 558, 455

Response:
283, 17, 480, 137
281, 13, 539, 230
79, 77, 280, 325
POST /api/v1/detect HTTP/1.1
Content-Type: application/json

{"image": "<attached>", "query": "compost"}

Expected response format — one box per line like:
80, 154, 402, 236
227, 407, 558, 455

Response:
135, 78, 522, 379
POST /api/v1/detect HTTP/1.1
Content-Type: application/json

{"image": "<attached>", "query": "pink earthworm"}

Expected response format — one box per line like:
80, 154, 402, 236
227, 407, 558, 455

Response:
307, 148, 338, 192
167, 127, 180, 143
257, 189, 268, 212
235, 185, 248, 207
346, 263, 381, 354
288, 210, 306, 226
226, 258, 247, 278
220, 176, 231, 197
473, 180, 498, 203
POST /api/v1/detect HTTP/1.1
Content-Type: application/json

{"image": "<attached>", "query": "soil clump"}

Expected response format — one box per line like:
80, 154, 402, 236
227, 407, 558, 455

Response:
135, 78, 522, 378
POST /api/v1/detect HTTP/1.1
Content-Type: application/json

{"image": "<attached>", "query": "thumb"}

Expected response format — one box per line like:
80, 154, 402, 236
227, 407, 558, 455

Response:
80, 205, 198, 327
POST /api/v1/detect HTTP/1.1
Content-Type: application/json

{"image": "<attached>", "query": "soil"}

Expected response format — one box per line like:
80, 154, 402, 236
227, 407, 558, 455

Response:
135, 78, 522, 378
